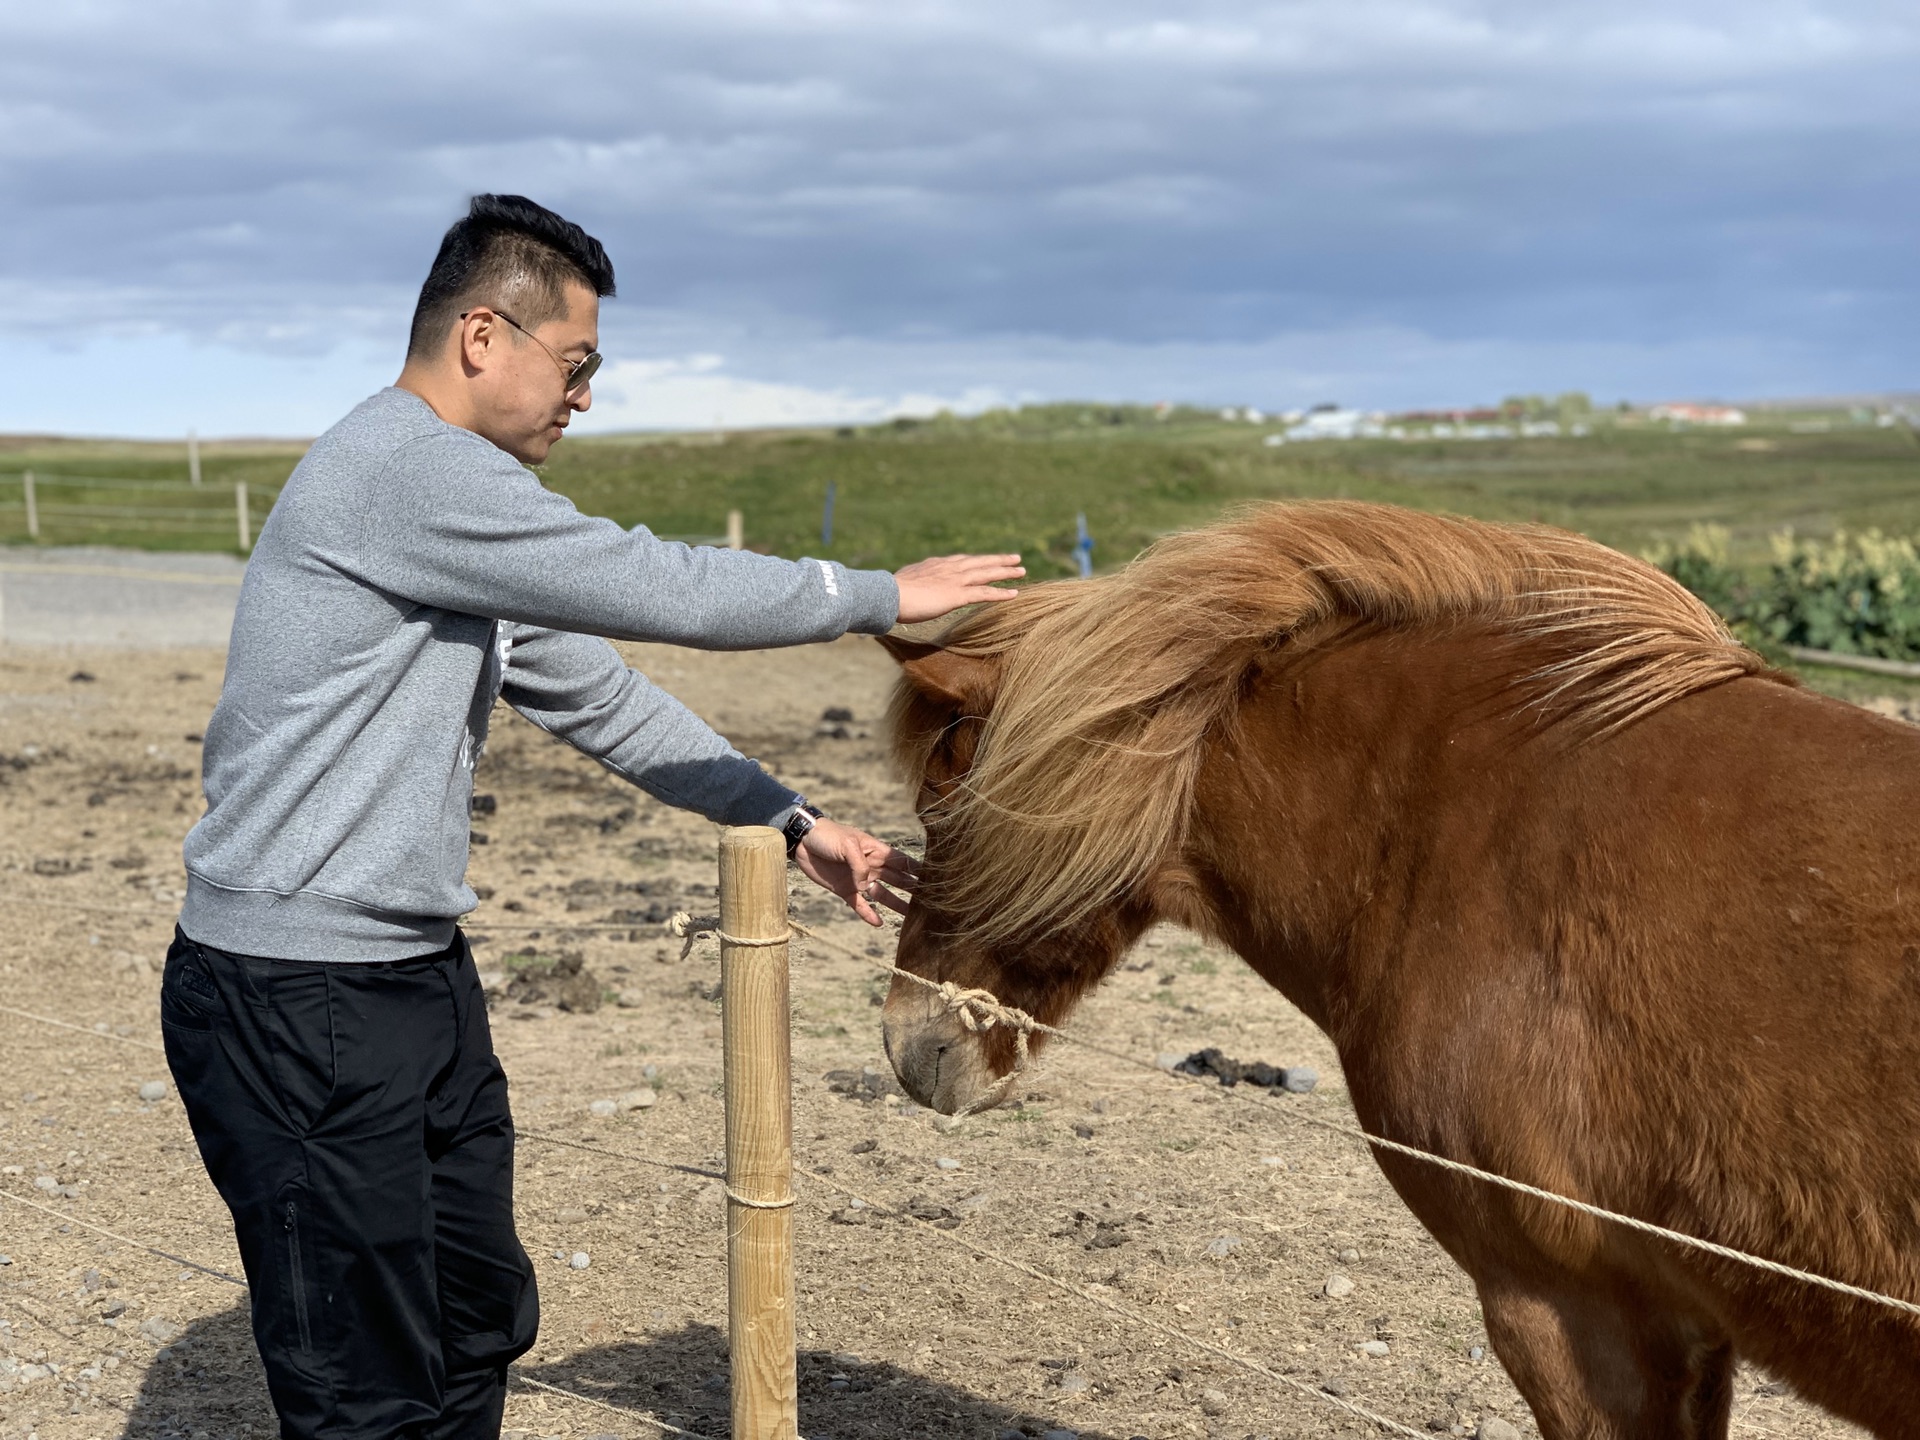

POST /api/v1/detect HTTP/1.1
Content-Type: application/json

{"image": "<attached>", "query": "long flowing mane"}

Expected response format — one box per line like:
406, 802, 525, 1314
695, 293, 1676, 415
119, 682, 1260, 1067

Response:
892, 500, 1780, 943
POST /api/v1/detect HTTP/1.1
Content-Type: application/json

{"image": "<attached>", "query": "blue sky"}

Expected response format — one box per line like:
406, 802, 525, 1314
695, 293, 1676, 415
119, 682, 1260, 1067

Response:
1, 1, 1914, 436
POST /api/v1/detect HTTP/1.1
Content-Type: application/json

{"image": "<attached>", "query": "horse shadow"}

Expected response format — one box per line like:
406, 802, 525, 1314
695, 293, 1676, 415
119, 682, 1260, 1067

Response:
117, 1303, 1135, 1440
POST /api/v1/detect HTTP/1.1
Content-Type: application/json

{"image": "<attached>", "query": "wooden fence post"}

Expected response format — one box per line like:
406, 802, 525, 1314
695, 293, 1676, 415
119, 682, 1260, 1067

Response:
23, 471, 38, 541
718, 825, 798, 1440
235, 482, 251, 552
726, 508, 744, 551
188, 430, 201, 487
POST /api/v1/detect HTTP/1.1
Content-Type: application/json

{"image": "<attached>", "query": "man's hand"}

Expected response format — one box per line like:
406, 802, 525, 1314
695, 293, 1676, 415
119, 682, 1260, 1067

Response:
894, 553, 1025, 624
793, 818, 919, 926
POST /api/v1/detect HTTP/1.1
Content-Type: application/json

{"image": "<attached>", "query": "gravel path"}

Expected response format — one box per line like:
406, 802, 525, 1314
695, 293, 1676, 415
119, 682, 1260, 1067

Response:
0, 548, 243, 648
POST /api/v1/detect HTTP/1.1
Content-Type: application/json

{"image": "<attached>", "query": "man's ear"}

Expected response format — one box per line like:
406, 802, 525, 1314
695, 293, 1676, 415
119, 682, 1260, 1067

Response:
877, 634, 998, 712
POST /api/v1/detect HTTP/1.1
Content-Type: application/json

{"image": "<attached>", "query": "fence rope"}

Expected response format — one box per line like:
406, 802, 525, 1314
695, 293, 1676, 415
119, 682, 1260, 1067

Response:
508, 1371, 727, 1440
758, 917, 1920, 1326
0, 998, 1422, 1435
0, 1186, 248, 1288
0, 1003, 166, 1051
510, 1119, 1428, 1437
0, 1181, 740, 1440
0, 977, 1820, 1434
15, 889, 1920, 1324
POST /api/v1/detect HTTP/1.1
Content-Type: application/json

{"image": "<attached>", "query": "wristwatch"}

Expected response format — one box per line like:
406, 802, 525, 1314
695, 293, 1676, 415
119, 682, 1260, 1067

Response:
782, 802, 825, 857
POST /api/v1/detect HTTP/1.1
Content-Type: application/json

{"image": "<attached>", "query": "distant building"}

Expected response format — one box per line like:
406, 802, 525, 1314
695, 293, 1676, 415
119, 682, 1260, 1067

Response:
1271, 407, 1386, 442
1649, 403, 1746, 426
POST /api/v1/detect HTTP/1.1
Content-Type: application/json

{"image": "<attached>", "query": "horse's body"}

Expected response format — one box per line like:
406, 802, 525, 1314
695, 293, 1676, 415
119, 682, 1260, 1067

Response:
876, 502, 1920, 1439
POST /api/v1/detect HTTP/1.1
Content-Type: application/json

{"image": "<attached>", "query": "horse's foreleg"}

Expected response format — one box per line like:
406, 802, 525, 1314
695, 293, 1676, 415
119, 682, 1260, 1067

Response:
1476, 1273, 1732, 1440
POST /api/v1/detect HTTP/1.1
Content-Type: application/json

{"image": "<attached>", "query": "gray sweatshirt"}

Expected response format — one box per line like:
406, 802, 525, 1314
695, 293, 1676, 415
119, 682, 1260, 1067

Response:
180, 387, 898, 962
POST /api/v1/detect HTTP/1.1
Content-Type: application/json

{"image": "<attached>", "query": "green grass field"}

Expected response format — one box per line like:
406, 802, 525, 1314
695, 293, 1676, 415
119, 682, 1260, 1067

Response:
7, 406, 1918, 697
6, 406, 1914, 576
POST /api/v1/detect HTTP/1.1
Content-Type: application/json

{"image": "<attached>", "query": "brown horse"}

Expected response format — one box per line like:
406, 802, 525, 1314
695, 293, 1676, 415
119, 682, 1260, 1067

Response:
876, 501, 1920, 1440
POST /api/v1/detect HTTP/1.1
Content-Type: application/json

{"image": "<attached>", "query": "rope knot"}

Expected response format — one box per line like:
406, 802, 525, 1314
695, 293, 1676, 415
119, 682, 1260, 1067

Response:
931, 981, 1039, 1118
667, 911, 790, 959
935, 980, 1026, 1036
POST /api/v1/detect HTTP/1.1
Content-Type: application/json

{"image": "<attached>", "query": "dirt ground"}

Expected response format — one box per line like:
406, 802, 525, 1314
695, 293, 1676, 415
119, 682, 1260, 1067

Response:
0, 637, 1877, 1440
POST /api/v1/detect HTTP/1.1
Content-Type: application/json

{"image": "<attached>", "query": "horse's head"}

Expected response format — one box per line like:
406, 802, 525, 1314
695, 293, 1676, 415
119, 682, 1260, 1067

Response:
877, 628, 1161, 1114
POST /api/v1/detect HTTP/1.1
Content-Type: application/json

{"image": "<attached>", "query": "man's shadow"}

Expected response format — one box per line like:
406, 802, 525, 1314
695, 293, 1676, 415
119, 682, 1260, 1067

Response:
121, 1302, 1133, 1440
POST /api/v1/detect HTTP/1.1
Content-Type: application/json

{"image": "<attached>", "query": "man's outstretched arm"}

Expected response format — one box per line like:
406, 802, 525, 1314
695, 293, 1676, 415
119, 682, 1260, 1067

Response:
497, 624, 915, 924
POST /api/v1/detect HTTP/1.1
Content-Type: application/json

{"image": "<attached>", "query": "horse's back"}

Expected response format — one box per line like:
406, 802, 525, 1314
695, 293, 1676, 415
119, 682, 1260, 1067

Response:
1395, 673, 1920, 1422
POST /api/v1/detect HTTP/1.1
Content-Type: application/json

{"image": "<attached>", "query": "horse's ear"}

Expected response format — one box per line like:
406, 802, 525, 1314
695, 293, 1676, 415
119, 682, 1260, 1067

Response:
877, 634, 997, 711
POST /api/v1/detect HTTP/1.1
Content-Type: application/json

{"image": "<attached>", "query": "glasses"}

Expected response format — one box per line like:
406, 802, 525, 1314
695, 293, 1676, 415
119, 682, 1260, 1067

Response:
462, 307, 602, 395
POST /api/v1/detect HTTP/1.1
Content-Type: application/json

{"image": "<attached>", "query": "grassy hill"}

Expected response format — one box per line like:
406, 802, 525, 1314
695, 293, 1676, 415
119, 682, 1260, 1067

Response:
3, 405, 1916, 580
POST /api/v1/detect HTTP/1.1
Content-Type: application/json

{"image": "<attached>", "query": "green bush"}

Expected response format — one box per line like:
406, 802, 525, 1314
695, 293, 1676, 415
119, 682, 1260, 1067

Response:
1646, 524, 1744, 618
1753, 529, 1920, 658
1652, 525, 1920, 659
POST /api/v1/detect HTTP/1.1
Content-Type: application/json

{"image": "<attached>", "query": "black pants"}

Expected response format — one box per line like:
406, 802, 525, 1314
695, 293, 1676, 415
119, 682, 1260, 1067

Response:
161, 928, 538, 1440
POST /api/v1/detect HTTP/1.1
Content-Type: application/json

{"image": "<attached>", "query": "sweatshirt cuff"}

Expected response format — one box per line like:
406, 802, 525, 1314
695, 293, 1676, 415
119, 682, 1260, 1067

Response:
719, 768, 807, 830
840, 567, 899, 634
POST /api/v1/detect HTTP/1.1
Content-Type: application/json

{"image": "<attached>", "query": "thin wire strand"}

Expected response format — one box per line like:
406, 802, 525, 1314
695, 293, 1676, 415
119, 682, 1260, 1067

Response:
525, 1122, 1426, 1437
17, 898, 1920, 1324
508, 1371, 742, 1440
0, 1171, 764, 1440
781, 918, 1920, 1325
0, 984, 1797, 1435
0, 1186, 248, 1288
0, 1003, 166, 1051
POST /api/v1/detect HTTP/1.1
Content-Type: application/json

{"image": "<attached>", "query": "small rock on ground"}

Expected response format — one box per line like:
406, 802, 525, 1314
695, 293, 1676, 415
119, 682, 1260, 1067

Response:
1357, 1339, 1390, 1358
1478, 1420, 1522, 1440
1324, 1272, 1355, 1298
568, 1252, 590, 1269
1200, 1387, 1230, 1416
137, 1080, 168, 1102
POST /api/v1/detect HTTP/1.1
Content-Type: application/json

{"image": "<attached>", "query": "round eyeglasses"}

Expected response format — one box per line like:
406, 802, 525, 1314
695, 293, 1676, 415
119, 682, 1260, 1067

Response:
461, 307, 602, 396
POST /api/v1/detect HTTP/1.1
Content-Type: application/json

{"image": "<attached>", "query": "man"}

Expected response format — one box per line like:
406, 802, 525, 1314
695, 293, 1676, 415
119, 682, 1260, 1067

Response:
160, 193, 1021, 1440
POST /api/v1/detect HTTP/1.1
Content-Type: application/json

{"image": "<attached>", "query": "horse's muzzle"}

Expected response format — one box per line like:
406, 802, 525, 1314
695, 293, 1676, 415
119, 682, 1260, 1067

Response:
881, 987, 1004, 1115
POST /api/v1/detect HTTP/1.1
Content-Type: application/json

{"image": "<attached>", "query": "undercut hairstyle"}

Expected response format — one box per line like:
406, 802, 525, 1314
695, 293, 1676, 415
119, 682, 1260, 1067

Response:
406, 194, 616, 359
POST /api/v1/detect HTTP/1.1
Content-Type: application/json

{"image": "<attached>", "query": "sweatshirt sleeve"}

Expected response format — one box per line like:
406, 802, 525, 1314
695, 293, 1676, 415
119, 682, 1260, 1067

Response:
498, 624, 803, 828
334, 426, 898, 647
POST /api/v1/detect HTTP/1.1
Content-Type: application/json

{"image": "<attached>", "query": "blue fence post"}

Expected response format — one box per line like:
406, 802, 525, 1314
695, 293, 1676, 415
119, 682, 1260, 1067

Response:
1074, 512, 1094, 578
822, 481, 837, 547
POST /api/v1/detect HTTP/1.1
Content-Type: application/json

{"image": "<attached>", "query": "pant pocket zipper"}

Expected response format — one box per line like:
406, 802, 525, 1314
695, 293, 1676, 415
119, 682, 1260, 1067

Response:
284, 1201, 313, 1355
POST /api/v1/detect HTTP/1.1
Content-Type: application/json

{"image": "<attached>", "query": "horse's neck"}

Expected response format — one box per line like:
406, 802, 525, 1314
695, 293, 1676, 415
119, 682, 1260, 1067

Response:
1179, 623, 1553, 1033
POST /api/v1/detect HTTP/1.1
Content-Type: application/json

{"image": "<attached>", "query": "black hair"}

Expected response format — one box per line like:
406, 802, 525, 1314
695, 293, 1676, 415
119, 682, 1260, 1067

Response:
406, 194, 616, 359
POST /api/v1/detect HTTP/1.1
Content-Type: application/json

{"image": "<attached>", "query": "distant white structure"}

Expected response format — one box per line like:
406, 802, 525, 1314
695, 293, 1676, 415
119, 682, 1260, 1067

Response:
1269, 406, 1386, 443
1649, 402, 1746, 426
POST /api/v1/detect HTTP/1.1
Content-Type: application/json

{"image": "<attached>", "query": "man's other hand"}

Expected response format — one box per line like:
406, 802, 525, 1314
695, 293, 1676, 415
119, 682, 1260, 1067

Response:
794, 819, 919, 927
893, 553, 1025, 624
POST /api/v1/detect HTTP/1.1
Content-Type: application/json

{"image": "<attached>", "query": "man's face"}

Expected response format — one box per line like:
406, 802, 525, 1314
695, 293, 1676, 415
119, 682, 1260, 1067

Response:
464, 282, 599, 464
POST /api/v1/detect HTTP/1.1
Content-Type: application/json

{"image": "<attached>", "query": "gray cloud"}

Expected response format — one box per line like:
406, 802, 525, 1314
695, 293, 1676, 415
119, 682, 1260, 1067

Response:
1, 0, 1914, 418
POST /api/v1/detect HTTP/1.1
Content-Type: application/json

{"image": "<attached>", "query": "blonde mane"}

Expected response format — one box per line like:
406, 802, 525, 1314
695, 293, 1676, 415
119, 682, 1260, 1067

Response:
895, 501, 1775, 944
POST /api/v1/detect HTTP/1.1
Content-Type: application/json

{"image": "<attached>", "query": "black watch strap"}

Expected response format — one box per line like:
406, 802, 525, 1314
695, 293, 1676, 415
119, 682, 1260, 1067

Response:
783, 803, 825, 857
